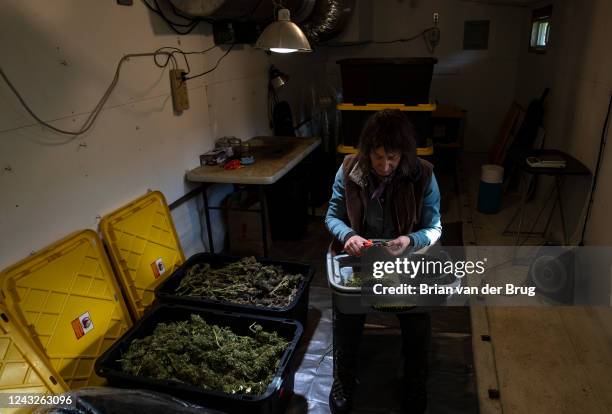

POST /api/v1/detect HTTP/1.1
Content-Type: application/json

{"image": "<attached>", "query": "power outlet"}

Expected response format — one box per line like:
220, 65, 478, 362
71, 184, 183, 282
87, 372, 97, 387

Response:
170, 69, 189, 113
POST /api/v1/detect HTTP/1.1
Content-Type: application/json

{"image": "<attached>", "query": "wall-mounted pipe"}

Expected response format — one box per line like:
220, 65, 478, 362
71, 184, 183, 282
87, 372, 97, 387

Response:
300, 0, 355, 44
169, 0, 311, 22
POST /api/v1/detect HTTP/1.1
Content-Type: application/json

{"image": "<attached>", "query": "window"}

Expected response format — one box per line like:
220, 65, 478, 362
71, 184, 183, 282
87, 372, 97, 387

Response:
529, 5, 552, 53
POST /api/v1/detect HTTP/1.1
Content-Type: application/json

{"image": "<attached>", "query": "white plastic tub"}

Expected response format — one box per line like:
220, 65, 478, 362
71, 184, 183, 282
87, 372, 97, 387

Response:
326, 244, 462, 314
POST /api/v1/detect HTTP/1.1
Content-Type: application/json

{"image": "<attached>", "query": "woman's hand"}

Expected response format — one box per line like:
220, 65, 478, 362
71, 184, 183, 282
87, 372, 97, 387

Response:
344, 235, 369, 256
386, 235, 411, 254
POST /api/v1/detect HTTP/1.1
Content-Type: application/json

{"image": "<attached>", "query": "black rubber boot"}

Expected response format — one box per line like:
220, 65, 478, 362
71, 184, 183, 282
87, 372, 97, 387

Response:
329, 377, 352, 414
330, 304, 366, 414
398, 313, 431, 414
400, 368, 428, 414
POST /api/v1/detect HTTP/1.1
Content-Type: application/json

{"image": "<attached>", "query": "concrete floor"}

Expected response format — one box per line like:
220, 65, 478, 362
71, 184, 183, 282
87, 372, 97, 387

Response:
458, 153, 612, 414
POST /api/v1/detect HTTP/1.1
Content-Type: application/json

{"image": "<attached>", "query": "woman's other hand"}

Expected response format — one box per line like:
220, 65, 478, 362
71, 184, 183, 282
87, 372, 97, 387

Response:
386, 236, 411, 254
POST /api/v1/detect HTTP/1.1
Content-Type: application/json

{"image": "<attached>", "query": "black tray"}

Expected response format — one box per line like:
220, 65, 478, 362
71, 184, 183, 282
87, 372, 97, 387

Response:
337, 57, 437, 105
95, 304, 303, 414
154, 253, 315, 326
339, 109, 431, 148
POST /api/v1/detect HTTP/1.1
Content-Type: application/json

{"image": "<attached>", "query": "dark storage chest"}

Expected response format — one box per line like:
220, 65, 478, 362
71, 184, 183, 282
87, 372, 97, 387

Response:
337, 58, 437, 105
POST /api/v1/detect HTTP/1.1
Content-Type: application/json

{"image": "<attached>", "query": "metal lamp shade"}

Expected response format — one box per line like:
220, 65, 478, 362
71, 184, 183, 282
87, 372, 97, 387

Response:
255, 9, 312, 53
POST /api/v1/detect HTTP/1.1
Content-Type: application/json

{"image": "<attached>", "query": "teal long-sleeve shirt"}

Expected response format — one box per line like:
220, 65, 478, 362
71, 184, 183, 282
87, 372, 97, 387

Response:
325, 165, 442, 249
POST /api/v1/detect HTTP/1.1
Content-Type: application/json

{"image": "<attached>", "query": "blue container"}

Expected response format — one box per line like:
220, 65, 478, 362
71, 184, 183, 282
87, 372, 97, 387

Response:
477, 165, 504, 214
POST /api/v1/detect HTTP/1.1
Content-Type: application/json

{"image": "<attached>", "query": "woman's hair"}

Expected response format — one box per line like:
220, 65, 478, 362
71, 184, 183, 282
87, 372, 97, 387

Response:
357, 109, 418, 175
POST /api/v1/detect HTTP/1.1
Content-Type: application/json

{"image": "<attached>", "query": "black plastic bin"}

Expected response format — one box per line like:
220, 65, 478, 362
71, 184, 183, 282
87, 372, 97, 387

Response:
155, 253, 315, 326
338, 58, 437, 105
95, 304, 303, 414
266, 166, 309, 241
340, 109, 431, 148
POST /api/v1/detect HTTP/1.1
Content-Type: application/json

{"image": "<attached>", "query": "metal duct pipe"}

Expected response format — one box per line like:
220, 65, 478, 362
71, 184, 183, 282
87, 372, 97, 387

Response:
292, 0, 317, 23
169, 0, 311, 22
300, 0, 355, 44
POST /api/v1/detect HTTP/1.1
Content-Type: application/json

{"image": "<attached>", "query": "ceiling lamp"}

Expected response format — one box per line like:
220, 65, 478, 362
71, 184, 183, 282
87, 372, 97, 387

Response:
255, 7, 312, 54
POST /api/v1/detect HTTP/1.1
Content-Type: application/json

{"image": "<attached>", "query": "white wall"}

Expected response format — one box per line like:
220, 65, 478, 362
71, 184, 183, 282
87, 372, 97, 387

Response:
321, 0, 529, 152
514, 0, 612, 244
513, 1, 556, 107
0, 1, 321, 268
551, 0, 612, 245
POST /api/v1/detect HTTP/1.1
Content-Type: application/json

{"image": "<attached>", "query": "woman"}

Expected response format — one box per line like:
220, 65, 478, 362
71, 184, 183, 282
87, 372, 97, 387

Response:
325, 109, 442, 414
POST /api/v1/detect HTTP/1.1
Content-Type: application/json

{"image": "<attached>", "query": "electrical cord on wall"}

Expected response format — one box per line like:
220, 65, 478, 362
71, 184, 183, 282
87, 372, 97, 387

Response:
268, 82, 279, 129
153, 44, 219, 75
182, 43, 235, 80
0, 45, 232, 137
0, 53, 170, 136
320, 26, 441, 53
578, 93, 612, 245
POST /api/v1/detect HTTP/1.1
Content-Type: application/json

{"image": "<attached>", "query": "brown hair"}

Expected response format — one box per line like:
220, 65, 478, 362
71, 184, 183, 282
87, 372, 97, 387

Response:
357, 109, 418, 176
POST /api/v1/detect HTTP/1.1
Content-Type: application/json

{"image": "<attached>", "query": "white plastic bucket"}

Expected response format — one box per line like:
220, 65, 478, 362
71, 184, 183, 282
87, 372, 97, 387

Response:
478, 164, 504, 214
481, 164, 504, 184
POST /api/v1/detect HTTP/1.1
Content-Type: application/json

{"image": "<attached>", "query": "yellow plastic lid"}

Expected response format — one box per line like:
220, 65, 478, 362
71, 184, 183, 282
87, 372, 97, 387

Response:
337, 102, 437, 112
336, 144, 434, 156
0, 303, 68, 414
0, 230, 132, 389
99, 191, 185, 320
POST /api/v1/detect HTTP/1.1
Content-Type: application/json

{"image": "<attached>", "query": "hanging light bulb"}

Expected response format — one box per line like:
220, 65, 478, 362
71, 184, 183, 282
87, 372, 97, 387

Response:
255, 7, 312, 54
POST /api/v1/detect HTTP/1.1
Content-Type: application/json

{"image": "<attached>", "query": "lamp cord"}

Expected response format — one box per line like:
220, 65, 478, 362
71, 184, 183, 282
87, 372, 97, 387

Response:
579, 93, 612, 245
182, 44, 235, 81
320, 27, 439, 52
271, 0, 284, 17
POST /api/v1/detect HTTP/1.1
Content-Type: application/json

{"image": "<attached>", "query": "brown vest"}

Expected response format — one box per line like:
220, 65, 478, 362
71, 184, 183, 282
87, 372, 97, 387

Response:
342, 154, 433, 238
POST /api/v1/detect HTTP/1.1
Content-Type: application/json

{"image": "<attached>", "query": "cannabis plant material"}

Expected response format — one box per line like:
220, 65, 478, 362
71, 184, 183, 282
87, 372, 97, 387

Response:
343, 273, 395, 288
175, 257, 304, 308
343, 268, 456, 288
120, 314, 289, 395
344, 275, 363, 287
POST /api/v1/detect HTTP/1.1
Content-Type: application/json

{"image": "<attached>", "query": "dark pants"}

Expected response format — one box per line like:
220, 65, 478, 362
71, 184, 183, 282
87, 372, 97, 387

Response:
332, 308, 431, 393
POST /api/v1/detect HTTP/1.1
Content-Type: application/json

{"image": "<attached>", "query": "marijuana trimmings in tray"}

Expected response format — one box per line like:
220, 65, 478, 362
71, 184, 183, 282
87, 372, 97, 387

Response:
120, 314, 289, 395
175, 257, 304, 308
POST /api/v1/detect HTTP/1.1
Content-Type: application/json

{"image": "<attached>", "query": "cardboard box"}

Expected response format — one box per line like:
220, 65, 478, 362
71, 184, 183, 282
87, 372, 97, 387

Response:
225, 191, 272, 256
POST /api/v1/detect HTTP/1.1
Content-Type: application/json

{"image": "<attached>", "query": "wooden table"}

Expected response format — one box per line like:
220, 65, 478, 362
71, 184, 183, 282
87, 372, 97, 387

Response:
186, 136, 321, 256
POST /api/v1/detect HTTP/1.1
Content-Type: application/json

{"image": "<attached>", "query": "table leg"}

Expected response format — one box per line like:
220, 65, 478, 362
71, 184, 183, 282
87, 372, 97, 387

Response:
202, 187, 215, 254
259, 185, 269, 257
514, 174, 530, 246
542, 189, 559, 237
526, 180, 557, 238
503, 207, 521, 236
